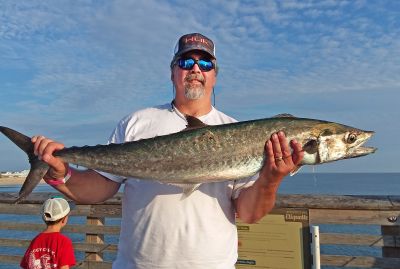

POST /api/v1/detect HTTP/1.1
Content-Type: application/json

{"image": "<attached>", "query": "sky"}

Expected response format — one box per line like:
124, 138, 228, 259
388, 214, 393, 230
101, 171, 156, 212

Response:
0, 0, 399, 173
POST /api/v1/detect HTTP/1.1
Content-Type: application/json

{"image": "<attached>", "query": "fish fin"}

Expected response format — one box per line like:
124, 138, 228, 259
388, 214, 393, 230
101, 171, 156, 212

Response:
0, 126, 36, 158
0, 126, 50, 203
183, 115, 208, 131
290, 165, 302, 176
169, 183, 202, 198
272, 113, 296, 118
182, 183, 202, 198
16, 160, 49, 203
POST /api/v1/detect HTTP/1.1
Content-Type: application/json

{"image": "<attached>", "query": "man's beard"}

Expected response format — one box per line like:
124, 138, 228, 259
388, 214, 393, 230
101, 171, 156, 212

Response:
184, 73, 205, 100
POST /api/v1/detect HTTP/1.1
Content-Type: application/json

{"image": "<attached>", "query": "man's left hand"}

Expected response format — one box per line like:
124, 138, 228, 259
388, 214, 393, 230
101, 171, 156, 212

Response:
258, 131, 304, 187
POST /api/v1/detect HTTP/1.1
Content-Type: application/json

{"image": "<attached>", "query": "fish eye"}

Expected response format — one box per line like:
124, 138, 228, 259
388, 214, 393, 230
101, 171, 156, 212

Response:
346, 133, 357, 144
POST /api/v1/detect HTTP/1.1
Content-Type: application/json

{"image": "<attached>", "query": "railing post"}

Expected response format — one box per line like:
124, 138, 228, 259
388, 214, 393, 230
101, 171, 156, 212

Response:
311, 225, 321, 269
86, 216, 105, 261
381, 224, 400, 258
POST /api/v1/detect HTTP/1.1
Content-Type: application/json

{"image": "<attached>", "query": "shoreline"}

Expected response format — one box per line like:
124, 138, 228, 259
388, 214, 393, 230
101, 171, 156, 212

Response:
0, 176, 45, 186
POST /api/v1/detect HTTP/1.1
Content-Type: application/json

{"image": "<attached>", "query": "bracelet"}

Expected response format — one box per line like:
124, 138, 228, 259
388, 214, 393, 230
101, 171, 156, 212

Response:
44, 168, 72, 186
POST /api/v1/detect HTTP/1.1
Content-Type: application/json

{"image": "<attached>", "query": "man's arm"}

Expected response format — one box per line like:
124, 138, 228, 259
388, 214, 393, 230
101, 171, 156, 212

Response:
32, 136, 121, 203
234, 131, 303, 223
56, 169, 120, 203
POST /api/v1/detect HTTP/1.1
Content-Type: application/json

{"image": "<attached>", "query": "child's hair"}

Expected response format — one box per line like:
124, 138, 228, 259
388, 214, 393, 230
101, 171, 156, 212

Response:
44, 215, 67, 226
41, 197, 71, 223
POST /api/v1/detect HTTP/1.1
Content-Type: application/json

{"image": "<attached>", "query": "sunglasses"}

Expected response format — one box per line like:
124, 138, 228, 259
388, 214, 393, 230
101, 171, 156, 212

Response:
177, 58, 214, 72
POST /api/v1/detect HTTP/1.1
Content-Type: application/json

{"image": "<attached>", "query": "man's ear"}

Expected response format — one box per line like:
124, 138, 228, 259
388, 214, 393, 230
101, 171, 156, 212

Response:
171, 72, 174, 81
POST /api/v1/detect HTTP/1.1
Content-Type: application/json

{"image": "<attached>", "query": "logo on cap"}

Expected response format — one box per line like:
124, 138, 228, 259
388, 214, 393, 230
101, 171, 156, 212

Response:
173, 33, 216, 59
184, 35, 211, 47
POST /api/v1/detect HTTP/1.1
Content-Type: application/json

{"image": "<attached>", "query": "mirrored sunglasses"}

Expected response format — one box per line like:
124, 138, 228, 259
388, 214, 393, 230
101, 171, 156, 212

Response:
177, 58, 214, 72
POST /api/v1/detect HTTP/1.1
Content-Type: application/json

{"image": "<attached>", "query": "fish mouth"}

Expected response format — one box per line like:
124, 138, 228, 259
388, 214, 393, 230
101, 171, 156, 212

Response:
348, 146, 377, 158
346, 131, 377, 159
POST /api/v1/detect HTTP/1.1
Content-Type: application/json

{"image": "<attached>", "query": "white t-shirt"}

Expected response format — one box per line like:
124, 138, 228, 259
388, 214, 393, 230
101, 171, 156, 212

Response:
100, 103, 256, 269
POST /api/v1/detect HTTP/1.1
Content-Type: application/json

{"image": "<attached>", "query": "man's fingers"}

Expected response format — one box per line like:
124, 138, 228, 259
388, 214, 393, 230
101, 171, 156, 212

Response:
271, 133, 283, 160
265, 140, 274, 164
38, 139, 51, 157
264, 132, 304, 171
32, 135, 65, 164
290, 140, 304, 165
31, 135, 67, 179
277, 131, 294, 165
42, 143, 64, 164
32, 135, 44, 156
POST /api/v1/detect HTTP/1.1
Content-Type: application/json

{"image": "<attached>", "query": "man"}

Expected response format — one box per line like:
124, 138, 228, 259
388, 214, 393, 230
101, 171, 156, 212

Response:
32, 33, 303, 269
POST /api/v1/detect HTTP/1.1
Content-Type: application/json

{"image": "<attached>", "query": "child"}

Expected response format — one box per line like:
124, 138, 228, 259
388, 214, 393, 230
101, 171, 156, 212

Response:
20, 197, 76, 269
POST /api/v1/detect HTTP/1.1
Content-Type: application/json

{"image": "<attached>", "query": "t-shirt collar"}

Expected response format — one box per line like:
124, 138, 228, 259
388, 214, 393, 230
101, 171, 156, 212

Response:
170, 101, 215, 122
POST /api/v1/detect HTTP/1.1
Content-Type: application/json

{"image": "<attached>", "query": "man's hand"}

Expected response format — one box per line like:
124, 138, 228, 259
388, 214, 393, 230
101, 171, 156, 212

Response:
235, 131, 304, 223
258, 131, 304, 188
32, 135, 67, 179
31, 136, 120, 203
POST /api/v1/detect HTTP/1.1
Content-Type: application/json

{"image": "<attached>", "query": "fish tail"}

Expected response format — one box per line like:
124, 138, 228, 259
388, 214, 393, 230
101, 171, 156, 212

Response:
0, 126, 49, 203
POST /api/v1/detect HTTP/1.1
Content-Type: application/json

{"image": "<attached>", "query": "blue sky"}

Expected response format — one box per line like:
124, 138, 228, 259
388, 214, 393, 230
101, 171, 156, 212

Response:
0, 0, 399, 173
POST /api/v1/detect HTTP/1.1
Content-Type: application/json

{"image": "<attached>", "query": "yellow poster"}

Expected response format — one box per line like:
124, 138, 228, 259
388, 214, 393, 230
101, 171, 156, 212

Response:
236, 209, 310, 269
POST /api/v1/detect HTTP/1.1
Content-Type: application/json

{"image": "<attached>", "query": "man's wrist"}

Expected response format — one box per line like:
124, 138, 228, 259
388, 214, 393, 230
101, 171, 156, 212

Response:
44, 167, 72, 186
256, 175, 281, 192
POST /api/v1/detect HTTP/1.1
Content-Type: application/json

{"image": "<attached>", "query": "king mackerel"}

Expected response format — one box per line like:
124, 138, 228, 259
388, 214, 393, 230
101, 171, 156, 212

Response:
0, 115, 376, 203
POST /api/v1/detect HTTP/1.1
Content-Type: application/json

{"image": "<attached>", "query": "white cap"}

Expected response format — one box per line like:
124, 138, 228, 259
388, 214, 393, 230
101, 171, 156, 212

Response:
42, 197, 71, 221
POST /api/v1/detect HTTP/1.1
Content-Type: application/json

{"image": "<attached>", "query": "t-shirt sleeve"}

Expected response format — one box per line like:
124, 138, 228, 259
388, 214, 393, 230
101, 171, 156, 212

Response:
20, 251, 29, 268
20, 237, 35, 268
58, 237, 76, 267
231, 174, 258, 199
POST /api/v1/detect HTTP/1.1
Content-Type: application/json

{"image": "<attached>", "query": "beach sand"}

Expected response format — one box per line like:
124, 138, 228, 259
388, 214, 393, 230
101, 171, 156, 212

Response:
0, 176, 45, 186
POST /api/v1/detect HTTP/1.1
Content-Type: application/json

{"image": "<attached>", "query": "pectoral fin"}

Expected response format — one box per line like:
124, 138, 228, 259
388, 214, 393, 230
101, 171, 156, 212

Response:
290, 165, 302, 176
169, 183, 202, 198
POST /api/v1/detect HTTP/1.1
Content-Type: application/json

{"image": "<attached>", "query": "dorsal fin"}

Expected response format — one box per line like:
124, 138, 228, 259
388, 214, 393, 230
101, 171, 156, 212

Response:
272, 113, 296, 118
184, 115, 208, 131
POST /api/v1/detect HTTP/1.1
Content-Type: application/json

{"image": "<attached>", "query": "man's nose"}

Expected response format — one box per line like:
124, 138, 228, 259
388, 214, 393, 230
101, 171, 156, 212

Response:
190, 62, 202, 73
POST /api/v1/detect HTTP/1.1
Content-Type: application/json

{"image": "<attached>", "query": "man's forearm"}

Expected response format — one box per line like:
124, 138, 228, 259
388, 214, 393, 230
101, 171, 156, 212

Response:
51, 169, 120, 203
235, 175, 281, 224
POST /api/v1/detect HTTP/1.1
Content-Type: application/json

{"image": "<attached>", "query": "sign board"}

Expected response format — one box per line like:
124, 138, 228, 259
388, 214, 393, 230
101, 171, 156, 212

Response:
236, 208, 310, 269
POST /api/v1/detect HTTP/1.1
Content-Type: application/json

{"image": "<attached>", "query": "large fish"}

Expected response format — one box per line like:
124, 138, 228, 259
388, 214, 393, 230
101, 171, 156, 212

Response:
1, 115, 376, 203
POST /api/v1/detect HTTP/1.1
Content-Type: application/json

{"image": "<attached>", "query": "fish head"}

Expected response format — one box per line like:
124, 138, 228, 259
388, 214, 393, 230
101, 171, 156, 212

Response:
301, 123, 376, 164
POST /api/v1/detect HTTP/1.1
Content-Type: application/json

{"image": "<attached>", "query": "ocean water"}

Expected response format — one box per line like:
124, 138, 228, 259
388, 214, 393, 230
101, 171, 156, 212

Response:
2, 172, 398, 195
279, 172, 400, 195
1, 173, 399, 268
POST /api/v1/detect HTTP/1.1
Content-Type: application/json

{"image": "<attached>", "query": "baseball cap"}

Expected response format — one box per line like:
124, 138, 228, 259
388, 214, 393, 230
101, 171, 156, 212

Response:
42, 197, 71, 221
173, 33, 216, 60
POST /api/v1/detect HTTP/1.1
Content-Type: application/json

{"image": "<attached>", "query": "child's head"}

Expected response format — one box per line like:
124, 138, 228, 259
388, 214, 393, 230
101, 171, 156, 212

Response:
41, 197, 71, 226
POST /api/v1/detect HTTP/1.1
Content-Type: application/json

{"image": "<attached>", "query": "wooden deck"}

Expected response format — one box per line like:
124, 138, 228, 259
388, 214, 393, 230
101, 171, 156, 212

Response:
1, 192, 399, 268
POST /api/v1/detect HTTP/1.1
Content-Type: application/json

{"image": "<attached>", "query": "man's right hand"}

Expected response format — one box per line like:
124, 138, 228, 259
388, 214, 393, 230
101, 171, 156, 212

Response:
31, 135, 68, 180
31, 136, 120, 203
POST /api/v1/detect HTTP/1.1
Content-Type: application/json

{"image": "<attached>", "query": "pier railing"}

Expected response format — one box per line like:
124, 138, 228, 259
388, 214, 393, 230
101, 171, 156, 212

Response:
0, 192, 399, 268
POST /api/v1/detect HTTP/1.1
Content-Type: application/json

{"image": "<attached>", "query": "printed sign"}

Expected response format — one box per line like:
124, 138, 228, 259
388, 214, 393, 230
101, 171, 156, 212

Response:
236, 208, 310, 269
